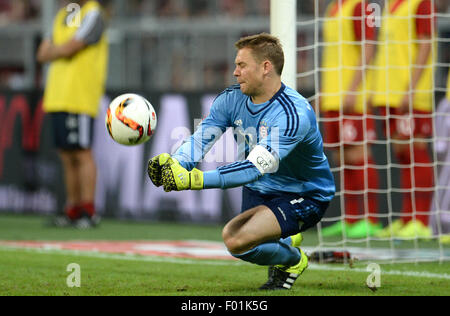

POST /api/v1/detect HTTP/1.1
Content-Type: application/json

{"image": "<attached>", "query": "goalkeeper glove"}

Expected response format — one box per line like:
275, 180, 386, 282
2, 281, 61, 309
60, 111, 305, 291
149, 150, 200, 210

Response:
161, 157, 204, 192
147, 153, 171, 187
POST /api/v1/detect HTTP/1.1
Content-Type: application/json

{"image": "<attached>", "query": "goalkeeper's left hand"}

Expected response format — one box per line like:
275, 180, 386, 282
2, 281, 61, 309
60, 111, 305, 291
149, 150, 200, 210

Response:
147, 153, 171, 187
161, 157, 204, 192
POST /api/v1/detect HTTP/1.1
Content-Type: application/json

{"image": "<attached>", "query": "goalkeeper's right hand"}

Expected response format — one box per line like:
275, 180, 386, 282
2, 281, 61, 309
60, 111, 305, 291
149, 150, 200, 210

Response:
147, 153, 171, 187
160, 157, 203, 192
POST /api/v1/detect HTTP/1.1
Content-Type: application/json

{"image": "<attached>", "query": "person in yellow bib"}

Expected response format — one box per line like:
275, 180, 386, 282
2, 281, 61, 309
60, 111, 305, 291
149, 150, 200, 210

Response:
320, 0, 381, 238
372, 0, 435, 238
37, 0, 108, 228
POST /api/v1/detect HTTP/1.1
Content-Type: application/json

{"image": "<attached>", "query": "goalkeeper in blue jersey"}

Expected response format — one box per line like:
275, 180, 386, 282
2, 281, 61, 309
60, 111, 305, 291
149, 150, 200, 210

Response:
148, 33, 335, 290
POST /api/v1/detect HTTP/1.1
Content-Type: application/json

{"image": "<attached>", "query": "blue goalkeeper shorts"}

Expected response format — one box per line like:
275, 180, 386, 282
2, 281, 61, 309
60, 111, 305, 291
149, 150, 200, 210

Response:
241, 186, 329, 238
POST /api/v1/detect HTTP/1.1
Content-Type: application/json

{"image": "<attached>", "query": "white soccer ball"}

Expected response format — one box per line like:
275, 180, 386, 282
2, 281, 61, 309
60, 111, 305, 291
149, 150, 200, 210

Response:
105, 93, 157, 146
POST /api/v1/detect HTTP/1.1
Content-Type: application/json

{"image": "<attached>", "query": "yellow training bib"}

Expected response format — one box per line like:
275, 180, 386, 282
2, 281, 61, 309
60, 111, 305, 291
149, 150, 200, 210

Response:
43, 0, 108, 117
321, 0, 371, 114
372, 0, 434, 111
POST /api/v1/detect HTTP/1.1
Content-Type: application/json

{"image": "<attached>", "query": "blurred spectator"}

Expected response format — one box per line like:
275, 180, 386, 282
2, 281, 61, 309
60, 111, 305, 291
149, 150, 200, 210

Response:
221, 0, 247, 18
186, 0, 210, 17
0, 0, 39, 88
436, 0, 449, 13
251, 0, 270, 17
296, 33, 311, 92
123, 0, 143, 16
0, 0, 38, 25
37, 0, 108, 228
203, 62, 229, 90
297, 0, 327, 16
156, 0, 188, 18
101, 0, 270, 19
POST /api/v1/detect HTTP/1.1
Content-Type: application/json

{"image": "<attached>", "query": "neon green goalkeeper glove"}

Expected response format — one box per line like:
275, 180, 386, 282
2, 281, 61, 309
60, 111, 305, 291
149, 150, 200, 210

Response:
147, 153, 171, 187
161, 157, 204, 192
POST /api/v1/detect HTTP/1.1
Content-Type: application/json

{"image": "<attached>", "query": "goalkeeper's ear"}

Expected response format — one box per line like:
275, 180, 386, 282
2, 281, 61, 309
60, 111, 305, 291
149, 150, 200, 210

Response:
247, 145, 279, 175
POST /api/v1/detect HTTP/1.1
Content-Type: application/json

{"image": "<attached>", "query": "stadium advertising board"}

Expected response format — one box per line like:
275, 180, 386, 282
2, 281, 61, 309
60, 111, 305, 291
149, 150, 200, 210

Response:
0, 90, 242, 222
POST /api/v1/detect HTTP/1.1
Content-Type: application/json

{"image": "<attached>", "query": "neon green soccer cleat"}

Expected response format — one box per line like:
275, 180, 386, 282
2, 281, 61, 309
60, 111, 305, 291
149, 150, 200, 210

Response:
376, 219, 405, 238
396, 220, 432, 239
260, 233, 304, 290
290, 233, 303, 247
346, 220, 382, 238
259, 248, 308, 290
321, 220, 353, 237
284, 248, 308, 276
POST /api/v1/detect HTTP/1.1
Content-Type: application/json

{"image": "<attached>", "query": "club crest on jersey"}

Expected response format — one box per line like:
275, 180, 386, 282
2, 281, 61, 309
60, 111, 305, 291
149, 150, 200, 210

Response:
259, 121, 269, 139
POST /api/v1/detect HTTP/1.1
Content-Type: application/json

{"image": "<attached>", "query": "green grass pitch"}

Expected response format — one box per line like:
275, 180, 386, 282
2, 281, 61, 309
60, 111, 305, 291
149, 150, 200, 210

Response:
0, 213, 449, 296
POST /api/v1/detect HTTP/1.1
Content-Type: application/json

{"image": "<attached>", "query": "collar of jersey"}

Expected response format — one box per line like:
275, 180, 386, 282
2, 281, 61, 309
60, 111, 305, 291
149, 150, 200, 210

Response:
246, 83, 286, 115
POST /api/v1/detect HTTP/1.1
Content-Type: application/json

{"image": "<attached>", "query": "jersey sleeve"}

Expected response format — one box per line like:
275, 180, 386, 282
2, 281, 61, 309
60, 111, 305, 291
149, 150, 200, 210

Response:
416, 0, 435, 37
172, 91, 231, 171
74, 8, 105, 45
203, 160, 262, 189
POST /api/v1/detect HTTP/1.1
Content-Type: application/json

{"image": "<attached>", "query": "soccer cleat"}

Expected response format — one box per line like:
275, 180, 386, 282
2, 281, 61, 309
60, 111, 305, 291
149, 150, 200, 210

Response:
321, 220, 352, 237
290, 233, 303, 247
284, 247, 308, 277
259, 248, 308, 290
46, 212, 100, 229
261, 233, 304, 288
396, 220, 431, 239
261, 233, 304, 289
73, 216, 99, 229
46, 215, 72, 228
376, 219, 404, 238
259, 266, 278, 290
346, 220, 382, 238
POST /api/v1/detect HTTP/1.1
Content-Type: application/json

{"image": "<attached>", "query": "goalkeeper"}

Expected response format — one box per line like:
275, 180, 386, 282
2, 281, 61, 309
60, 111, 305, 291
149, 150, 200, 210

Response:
148, 33, 335, 290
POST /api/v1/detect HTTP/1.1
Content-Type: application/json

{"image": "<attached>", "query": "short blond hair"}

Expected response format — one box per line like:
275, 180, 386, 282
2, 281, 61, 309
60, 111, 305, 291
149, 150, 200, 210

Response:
234, 33, 284, 76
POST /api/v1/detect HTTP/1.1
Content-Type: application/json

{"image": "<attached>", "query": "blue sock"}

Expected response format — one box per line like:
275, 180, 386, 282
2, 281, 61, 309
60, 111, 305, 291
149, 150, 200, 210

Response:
280, 236, 292, 246
231, 241, 300, 266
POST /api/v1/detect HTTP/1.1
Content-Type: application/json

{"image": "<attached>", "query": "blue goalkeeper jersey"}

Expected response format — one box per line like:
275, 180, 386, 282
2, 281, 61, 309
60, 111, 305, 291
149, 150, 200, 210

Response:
172, 83, 335, 202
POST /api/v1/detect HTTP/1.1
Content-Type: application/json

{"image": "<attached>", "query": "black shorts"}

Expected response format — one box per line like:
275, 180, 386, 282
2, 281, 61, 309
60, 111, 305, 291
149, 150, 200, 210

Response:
241, 186, 329, 238
49, 112, 95, 150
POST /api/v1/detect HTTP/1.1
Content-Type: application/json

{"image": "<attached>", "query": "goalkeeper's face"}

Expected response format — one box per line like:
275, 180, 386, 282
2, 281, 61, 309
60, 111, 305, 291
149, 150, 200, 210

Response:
233, 48, 266, 98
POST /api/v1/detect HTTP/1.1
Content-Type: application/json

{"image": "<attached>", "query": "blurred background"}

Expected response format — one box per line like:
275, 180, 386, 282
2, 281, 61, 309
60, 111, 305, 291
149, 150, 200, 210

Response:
0, 0, 373, 93
1, 0, 272, 92
1, 0, 448, 97
0, 0, 449, 224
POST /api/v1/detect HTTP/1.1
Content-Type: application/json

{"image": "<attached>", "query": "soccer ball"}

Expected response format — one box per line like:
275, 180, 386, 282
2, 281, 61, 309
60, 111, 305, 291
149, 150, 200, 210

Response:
105, 93, 157, 146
